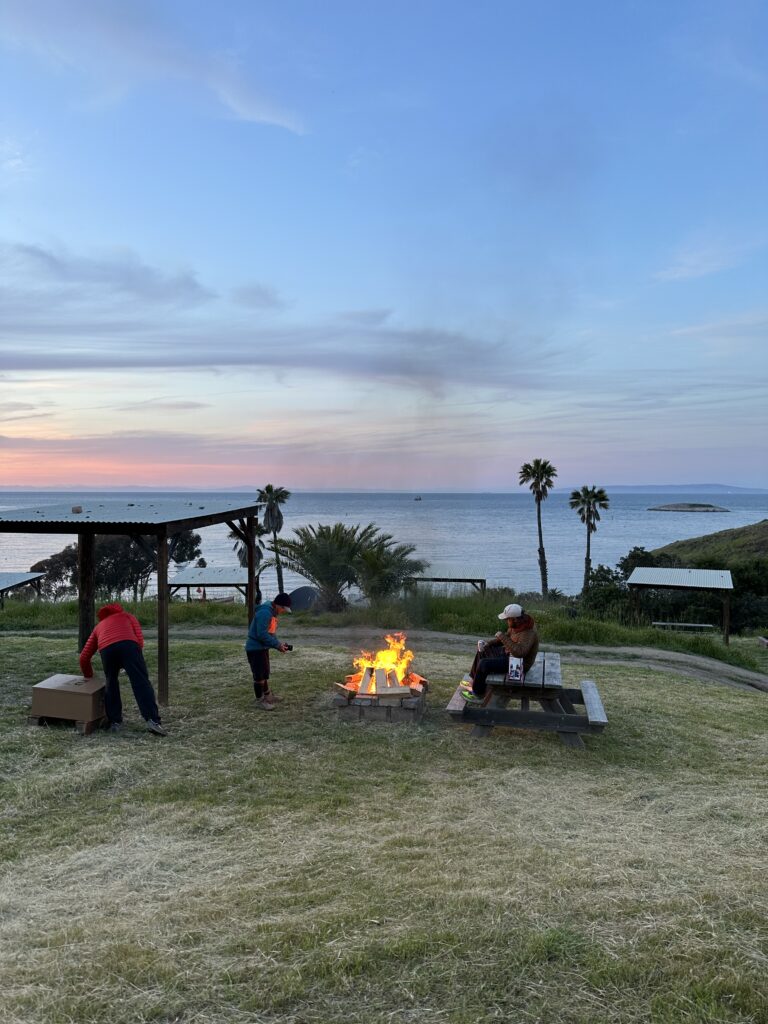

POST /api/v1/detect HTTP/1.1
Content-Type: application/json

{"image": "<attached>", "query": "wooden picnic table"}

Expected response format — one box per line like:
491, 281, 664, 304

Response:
446, 651, 607, 749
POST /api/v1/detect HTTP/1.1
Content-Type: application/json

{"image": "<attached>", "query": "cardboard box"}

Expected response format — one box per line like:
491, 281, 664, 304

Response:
31, 674, 105, 723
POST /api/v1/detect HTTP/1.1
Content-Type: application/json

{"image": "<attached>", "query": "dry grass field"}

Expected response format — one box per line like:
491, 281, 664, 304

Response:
1, 634, 767, 1023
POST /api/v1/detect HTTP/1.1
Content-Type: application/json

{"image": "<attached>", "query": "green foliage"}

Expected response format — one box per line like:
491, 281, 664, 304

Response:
29, 531, 202, 602
613, 541, 768, 633
653, 517, 768, 564
278, 522, 427, 609
355, 537, 428, 601
278, 522, 373, 610
228, 520, 269, 569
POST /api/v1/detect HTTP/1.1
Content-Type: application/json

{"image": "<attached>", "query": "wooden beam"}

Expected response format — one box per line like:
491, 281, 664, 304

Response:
246, 515, 256, 624
225, 519, 247, 543
77, 531, 95, 653
157, 530, 169, 705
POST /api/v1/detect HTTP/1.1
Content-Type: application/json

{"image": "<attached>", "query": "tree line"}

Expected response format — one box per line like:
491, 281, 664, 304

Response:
230, 484, 428, 610
30, 531, 204, 601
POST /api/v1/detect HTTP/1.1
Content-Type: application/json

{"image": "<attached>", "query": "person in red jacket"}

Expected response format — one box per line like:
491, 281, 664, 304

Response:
79, 602, 166, 735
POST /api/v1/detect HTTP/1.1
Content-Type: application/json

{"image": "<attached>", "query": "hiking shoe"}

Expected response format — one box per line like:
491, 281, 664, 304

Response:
146, 720, 168, 736
461, 688, 481, 703
108, 722, 124, 733
256, 697, 276, 711
265, 692, 283, 703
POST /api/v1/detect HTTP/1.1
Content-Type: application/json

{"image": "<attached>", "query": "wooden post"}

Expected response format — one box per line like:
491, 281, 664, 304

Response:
246, 514, 256, 624
77, 531, 96, 653
156, 530, 169, 705
630, 586, 640, 625
723, 593, 730, 646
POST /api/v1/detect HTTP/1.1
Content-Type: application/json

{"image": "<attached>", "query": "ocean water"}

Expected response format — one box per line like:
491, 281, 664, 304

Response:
1, 490, 766, 598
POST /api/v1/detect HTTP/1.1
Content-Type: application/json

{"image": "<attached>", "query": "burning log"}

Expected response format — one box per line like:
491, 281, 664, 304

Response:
358, 667, 374, 695
334, 683, 357, 701
375, 687, 414, 704
335, 633, 428, 714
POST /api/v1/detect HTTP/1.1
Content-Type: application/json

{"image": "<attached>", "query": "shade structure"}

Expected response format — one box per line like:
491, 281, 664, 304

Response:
408, 566, 487, 594
0, 571, 46, 609
169, 565, 254, 603
626, 567, 733, 591
627, 566, 734, 643
0, 498, 263, 702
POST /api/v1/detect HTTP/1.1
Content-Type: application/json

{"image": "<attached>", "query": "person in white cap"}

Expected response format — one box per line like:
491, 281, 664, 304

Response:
461, 602, 539, 703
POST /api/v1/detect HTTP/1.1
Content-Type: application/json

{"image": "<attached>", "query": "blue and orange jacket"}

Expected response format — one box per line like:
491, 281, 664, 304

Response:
245, 601, 283, 652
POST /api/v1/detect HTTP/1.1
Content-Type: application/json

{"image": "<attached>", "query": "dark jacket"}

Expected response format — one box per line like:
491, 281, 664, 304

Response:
484, 613, 539, 671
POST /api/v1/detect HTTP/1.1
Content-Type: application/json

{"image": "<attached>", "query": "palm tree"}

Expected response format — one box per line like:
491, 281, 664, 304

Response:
569, 486, 610, 592
228, 521, 269, 569
519, 459, 558, 596
355, 535, 428, 602
258, 484, 291, 593
277, 522, 380, 611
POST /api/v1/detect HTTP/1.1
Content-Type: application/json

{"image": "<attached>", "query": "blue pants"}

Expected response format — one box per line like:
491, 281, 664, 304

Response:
99, 639, 160, 724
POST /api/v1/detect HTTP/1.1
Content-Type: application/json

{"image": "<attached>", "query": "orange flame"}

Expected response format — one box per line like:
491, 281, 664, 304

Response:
353, 632, 414, 685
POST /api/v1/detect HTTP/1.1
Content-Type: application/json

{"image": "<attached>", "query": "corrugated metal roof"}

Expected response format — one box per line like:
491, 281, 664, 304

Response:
170, 566, 250, 586
0, 498, 261, 527
0, 571, 46, 593
627, 567, 733, 590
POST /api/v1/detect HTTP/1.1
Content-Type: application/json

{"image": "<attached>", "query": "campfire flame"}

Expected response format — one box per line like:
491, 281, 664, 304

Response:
354, 632, 413, 680
342, 632, 424, 696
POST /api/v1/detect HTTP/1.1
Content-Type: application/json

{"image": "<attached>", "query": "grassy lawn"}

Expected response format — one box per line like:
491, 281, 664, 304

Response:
2, 635, 767, 1023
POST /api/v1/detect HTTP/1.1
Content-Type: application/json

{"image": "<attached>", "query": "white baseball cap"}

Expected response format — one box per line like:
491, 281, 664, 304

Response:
498, 603, 524, 620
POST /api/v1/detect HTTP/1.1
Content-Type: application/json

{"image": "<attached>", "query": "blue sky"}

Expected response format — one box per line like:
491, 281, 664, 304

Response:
0, 0, 766, 489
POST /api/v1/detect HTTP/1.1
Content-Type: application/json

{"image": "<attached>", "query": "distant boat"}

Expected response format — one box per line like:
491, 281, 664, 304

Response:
414, 496, 422, 501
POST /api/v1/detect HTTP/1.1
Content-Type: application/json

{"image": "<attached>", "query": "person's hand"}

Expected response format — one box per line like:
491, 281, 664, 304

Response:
278, 643, 290, 653
494, 631, 504, 640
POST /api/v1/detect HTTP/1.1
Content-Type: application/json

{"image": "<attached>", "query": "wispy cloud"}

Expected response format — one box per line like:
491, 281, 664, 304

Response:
0, 0, 302, 131
670, 312, 768, 339
230, 282, 285, 310
0, 237, 570, 393
0, 240, 215, 307
114, 399, 210, 412
654, 238, 758, 281
0, 320, 537, 394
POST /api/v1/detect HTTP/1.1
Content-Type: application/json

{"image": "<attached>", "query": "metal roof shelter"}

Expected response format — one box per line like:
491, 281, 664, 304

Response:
0, 571, 45, 609
409, 567, 487, 594
169, 565, 251, 601
627, 566, 734, 643
0, 498, 263, 703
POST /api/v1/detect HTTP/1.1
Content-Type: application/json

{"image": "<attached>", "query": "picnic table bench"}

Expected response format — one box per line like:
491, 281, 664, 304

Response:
446, 651, 607, 749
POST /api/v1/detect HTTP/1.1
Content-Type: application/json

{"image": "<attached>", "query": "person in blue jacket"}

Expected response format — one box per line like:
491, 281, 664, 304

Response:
245, 593, 292, 709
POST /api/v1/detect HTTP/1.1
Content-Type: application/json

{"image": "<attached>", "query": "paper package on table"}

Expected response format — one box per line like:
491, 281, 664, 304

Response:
507, 656, 525, 683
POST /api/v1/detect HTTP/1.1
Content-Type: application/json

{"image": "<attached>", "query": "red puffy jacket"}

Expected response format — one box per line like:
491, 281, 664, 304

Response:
79, 603, 144, 678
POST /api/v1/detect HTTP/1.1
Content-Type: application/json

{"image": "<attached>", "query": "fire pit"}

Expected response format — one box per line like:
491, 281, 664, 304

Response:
333, 632, 428, 723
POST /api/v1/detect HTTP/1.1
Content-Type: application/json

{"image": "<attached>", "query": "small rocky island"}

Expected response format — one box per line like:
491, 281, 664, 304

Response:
648, 503, 730, 512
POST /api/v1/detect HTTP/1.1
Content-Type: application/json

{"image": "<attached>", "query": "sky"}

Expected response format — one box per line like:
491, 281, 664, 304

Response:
0, 0, 766, 491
